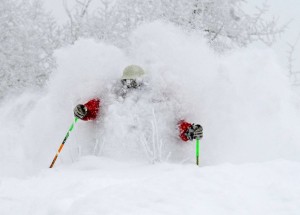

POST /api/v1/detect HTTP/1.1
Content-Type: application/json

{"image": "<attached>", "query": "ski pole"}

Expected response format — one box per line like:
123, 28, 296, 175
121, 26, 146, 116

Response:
196, 138, 200, 166
49, 117, 78, 168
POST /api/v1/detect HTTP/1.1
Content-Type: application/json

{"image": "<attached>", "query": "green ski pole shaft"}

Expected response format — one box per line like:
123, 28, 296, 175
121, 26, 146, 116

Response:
49, 117, 78, 168
196, 138, 200, 166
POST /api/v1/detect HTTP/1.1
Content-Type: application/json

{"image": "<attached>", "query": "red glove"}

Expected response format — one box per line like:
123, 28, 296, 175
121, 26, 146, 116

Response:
178, 120, 192, 142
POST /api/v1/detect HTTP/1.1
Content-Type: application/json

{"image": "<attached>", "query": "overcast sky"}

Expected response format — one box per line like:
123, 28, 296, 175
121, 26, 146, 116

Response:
42, 0, 300, 71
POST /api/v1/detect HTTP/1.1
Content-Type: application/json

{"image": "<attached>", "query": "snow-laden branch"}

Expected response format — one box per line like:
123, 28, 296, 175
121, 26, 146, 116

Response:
0, 0, 59, 97
287, 33, 300, 85
60, 0, 285, 51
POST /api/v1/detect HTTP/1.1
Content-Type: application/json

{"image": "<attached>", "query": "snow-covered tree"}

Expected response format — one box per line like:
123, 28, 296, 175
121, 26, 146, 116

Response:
0, 0, 59, 97
62, 0, 285, 50
287, 34, 300, 86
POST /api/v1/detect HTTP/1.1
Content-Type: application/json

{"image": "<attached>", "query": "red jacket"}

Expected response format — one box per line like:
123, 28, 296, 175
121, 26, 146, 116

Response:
178, 120, 192, 141
82, 98, 100, 121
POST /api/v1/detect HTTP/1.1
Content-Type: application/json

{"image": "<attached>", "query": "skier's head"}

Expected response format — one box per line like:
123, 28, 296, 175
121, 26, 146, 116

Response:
121, 65, 145, 89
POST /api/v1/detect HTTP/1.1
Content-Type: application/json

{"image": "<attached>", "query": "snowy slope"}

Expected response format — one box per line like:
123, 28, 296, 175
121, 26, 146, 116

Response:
1, 22, 300, 214
1, 157, 300, 215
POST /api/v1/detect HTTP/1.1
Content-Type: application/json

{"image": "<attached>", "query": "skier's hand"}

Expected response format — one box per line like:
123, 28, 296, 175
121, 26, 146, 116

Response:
74, 104, 88, 119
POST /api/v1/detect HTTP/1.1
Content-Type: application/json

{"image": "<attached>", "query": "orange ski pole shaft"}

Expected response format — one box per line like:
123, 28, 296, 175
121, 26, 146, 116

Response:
49, 117, 78, 168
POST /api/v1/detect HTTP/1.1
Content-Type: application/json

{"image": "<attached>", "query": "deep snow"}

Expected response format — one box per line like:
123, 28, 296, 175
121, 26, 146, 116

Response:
0, 22, 300, 214
1, 157, 300, 215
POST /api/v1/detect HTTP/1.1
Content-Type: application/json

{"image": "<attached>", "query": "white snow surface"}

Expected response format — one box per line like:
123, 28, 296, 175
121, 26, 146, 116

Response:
1, 157, 300, 215
1, 22, 300, 214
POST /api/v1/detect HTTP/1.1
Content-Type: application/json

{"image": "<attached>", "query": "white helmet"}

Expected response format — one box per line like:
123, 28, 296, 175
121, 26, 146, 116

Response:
121, 65, 145, 80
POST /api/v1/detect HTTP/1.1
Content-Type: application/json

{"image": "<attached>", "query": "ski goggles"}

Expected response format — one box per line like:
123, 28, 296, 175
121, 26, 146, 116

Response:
121, 79, 138, 89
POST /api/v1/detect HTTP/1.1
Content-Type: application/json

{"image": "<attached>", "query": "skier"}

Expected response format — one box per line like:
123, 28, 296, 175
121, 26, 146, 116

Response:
73, 65, 203, 141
